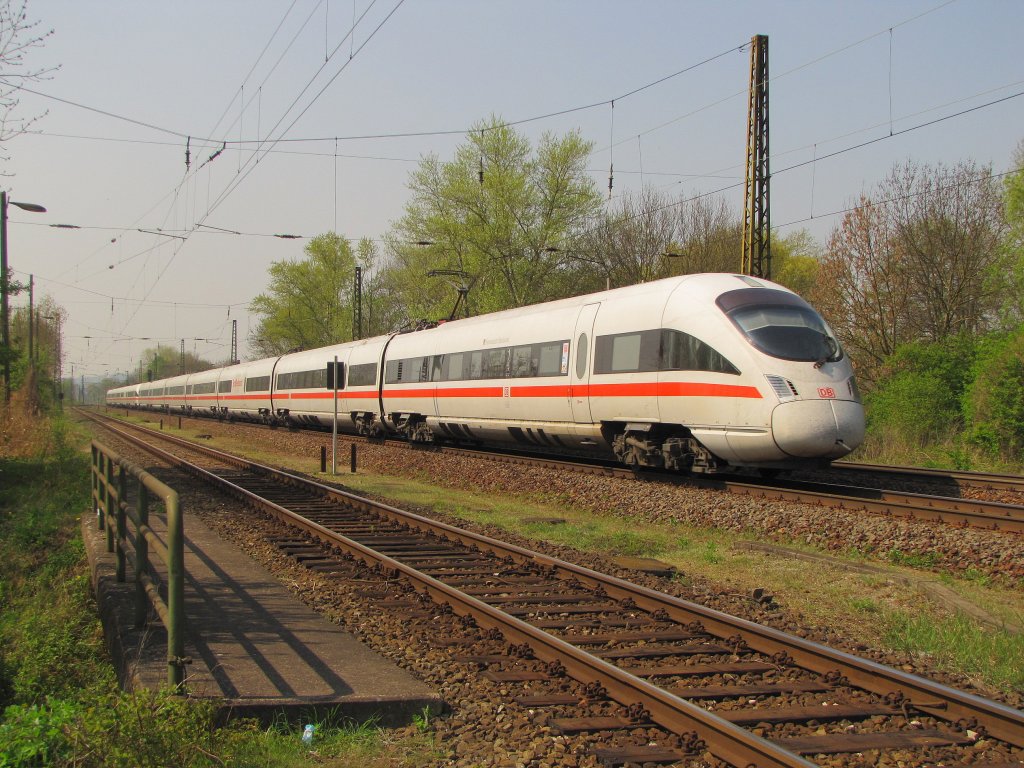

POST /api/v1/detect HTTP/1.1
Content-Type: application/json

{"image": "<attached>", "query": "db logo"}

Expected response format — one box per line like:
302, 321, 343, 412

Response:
818, 387, 836, 399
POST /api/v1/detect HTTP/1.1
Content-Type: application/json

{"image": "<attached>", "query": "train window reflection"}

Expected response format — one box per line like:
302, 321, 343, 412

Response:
729, 305, 842, 363
661, 330, 739, 375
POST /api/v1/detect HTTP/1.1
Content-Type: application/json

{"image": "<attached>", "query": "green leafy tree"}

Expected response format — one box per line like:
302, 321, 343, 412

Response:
771, 229, 821, 297
248, 233, 361, 357
351, 237, 403, 338
1001, 139, 1024, 323
386, 117, 601, 321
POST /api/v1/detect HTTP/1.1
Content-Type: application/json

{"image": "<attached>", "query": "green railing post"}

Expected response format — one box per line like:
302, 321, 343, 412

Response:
104, 454, 115, 553
134, 482, 149, 628
91, 443, 102, 530
115, 465, 126, 582
100, 451, 110, 538
166, 492, 185, 690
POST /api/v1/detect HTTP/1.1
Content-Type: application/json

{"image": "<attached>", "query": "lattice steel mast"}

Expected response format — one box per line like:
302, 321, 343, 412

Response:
741, 34, 771, 279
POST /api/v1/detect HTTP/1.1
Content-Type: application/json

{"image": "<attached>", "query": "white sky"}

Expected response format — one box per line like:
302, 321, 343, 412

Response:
4, 0, 1022, 382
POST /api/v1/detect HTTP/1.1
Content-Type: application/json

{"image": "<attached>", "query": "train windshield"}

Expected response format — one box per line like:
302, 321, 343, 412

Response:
716, 288, 843, 363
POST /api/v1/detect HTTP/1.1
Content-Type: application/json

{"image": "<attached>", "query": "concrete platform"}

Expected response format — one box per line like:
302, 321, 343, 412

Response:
82, 510, 441, 724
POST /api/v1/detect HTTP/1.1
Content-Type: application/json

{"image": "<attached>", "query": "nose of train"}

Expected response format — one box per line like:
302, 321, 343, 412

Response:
771, 399, 865, 459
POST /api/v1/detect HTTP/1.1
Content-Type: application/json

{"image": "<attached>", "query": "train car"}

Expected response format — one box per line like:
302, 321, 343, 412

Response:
105, 384, 128, 407
266, 337, 390, 430
105, 273, 864, 472
158, 374, 190, 412
211, 359, 278, 422
139, 381, 163, 410
185, 368, 220, 414
213, 362, 254, 420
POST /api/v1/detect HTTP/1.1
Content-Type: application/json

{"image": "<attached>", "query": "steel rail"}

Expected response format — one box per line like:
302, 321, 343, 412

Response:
454, 443, 1024, 533
835, 461, 1024, 492
714, 477, 1024, 534
85, 411, 1024, 752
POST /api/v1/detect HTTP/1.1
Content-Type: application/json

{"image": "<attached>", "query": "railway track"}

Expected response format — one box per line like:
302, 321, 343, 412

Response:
834, 461, 1024, 494
101, 407, 1024, 535
444, 444, 1024, 535
84, 410, 1024, 768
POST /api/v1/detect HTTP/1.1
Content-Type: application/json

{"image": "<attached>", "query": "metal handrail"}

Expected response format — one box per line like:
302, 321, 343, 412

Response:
90, 440, 185, 690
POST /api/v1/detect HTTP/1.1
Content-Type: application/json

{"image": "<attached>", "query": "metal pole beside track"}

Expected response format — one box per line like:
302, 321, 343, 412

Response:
332, 355, 338, 475
166, 491, 185, 690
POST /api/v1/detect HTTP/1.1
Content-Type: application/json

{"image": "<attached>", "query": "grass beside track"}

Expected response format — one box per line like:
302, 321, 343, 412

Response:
0, 412, 436, 768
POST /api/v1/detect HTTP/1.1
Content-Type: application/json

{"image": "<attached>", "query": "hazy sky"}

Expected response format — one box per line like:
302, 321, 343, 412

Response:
4, 0, 1022, 382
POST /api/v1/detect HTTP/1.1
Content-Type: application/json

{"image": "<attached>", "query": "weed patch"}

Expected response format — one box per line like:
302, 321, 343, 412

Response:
882, 610, 1023, 692
887, 549, 941, 569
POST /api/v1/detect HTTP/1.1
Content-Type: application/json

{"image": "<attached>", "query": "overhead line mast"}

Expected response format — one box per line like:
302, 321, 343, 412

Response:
742, 34, 771, 279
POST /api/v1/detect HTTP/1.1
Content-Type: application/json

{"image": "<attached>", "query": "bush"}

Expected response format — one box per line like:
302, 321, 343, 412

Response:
965, 327, 1024, 459
0, 699, 79, 767
864, 336, 975, 445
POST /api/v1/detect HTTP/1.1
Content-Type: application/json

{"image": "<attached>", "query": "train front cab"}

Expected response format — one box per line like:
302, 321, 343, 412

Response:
714, 284, 864, 462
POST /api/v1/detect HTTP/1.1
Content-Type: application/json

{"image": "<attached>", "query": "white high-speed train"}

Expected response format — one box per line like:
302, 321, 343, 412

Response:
107, 273, 864, 472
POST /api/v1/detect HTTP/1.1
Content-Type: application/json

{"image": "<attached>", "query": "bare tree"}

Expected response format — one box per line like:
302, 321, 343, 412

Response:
575, 189, 743, 292
815, 160, 1010, 385
814, 198, 916, 382
671, 194, 741, 275
574, 188, 678, 291
0, 0, 55, 161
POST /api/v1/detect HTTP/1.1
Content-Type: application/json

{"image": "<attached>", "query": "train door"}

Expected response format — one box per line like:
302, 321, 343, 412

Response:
570, 303, 600, 423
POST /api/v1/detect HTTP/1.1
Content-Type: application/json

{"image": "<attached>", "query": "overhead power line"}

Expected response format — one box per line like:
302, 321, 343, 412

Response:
774, 164, 1021, 231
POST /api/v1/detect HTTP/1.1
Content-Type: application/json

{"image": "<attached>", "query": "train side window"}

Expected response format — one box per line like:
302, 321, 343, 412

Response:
482, 348, 508, 379
537, 342, 565, 376
245, 376, 270, 392
348, 362, 377, 387
431, 356, 443, 381
594, 330, 661, 374
218, 380, 232, 393
510, 345, 534, 378
661, 329, 739, 375
445, 352, 464, 381
575, 334, 588, 379
612, 333, 642, 372
469, 351, 483, 379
